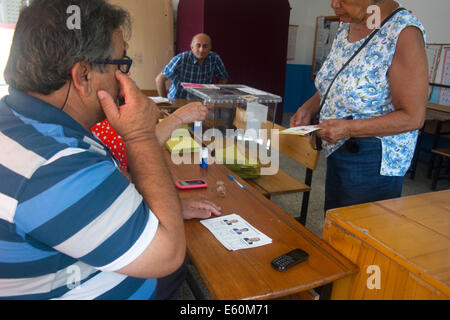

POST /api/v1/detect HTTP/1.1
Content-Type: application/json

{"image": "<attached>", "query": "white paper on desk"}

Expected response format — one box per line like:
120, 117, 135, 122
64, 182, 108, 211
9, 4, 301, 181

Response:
148, 96, 171, 104
280, 125, 320, 135
200, 214, 272, 251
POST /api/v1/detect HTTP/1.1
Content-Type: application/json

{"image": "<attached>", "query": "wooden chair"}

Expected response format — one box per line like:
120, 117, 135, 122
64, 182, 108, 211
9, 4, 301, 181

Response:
233, 108, 320, 225
431, 148, 450, 190
409, 104, 450, 180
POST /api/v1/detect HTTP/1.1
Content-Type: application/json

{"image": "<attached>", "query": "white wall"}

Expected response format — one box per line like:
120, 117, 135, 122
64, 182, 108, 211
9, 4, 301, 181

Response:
288, 0, 333, 65
400, 0, 450, 44
288, 0, 450, 66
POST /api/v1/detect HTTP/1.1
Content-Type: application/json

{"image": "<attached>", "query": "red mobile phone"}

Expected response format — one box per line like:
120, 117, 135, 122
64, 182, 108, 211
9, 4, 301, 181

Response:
175, 179, 208, 190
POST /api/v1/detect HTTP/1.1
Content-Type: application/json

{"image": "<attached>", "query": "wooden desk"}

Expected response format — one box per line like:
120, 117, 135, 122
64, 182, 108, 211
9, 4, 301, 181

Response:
425, 103, 450, 134
410, 103, 450, 179
322, 190, 450, 300
425, 104, 450, 179
165, 153, 357, 300
427, 103, 450, 115
140, 92, 200, 111
426, 103, 450, 123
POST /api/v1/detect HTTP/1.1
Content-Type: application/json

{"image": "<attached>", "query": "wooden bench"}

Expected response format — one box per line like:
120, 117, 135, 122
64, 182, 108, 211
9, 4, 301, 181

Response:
232, 110, 320, 225
431, 148, 450, 190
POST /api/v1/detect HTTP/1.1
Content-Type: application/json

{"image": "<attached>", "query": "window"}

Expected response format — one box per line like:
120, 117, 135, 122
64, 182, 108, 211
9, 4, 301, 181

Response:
0, 0, 28, 98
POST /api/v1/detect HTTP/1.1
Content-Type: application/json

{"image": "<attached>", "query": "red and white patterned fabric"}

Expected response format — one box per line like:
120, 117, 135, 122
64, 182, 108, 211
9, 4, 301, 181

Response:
91, 120, 128, 171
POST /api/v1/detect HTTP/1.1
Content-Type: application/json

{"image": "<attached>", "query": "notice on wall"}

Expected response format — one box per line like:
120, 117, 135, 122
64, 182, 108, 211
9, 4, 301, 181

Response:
426, 44, 442, 83
437, 47, 450, 107
287, 25, 299, 61
312, 16, 339, 78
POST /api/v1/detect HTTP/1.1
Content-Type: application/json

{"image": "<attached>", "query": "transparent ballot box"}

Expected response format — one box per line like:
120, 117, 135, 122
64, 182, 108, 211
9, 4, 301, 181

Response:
182, 83, 282, 178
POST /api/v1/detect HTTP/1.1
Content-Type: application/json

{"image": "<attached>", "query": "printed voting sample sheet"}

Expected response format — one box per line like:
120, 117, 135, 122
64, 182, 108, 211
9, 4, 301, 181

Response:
200, 214, 272, 251
280, 125, 321, 136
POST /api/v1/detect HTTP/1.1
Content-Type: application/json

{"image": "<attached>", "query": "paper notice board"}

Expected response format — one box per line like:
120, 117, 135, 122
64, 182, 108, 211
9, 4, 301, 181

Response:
427, 44, 450, 106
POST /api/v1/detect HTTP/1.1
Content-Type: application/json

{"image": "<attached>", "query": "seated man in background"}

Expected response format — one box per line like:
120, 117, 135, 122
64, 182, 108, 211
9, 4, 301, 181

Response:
0, 0, 219, 300
156, 33, 228, 99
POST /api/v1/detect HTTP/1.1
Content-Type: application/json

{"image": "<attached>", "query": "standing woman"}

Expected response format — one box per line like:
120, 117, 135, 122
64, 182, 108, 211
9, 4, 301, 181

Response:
290, 0, 428, 211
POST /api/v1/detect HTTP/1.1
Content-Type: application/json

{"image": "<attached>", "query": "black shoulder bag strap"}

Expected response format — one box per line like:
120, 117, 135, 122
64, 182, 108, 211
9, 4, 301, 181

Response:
313, 7, 406, 150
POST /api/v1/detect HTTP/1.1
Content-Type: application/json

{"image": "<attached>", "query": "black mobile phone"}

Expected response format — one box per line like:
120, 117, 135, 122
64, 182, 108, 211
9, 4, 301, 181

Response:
271, 249, 309, 271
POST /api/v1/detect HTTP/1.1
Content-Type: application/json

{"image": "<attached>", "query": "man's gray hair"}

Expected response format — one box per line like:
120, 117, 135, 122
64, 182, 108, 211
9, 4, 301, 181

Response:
4, 0, 131, 95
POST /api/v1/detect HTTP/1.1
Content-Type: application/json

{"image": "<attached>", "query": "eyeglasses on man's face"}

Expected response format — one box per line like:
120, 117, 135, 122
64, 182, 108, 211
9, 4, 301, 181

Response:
94, 55, 133, 74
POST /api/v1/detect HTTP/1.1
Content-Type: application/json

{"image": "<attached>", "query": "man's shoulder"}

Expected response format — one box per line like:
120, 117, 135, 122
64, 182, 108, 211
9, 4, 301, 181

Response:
207, 52, 225, 65
208, 51, 222, 59
0, 101, 110, 165
165, 51, 192, 71
173, 50, 193, 61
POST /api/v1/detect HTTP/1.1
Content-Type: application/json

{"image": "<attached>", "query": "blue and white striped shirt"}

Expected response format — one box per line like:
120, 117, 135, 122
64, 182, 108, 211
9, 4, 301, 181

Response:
162, 51, 228, 99
0, 88, 159, 299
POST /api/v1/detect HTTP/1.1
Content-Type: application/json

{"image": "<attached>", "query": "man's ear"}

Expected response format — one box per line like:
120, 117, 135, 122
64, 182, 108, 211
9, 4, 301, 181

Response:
71, 61, 93, 97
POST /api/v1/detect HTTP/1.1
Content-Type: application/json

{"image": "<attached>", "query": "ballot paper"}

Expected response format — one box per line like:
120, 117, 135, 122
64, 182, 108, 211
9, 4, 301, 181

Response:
280, 125, 321, 135
200, 214, 272, 251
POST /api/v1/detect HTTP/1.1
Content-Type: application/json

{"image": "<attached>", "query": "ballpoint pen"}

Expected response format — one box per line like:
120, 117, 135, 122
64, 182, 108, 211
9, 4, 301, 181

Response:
227, 174, 246, 190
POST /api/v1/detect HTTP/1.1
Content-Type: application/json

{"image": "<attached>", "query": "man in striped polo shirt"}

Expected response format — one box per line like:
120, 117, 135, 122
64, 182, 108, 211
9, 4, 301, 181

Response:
155, 33, 229, 99
0, 0, 216, 300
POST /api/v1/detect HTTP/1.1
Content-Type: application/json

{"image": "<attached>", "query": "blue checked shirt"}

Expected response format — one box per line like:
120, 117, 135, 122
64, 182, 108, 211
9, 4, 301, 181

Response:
162, 51, 228, 99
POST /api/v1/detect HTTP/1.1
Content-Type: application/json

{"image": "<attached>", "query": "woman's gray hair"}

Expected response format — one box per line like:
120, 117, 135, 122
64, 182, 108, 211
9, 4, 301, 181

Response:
4, 0, 131, 95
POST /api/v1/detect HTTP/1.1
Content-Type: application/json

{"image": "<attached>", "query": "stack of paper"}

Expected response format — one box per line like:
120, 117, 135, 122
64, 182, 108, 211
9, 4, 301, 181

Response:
200, 214, 272, 251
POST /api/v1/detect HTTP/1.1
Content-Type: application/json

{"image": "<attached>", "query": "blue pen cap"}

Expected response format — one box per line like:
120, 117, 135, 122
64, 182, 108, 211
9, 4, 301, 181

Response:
200, 148, 208, 168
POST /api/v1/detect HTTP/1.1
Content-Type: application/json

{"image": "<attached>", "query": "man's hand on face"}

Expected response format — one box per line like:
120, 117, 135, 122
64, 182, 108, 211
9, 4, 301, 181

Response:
97, 71, 161, 143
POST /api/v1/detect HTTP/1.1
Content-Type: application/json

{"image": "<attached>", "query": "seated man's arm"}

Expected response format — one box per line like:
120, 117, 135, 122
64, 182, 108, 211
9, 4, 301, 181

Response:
214, 54, 229, 84
155, 72, 168, 98
156, 55, 181, 98
98, 72, 185, 279
155, 102, 211, 145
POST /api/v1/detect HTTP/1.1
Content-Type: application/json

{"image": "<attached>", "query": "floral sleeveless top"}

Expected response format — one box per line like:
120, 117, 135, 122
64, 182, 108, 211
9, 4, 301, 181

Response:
315, 8, 426, 176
